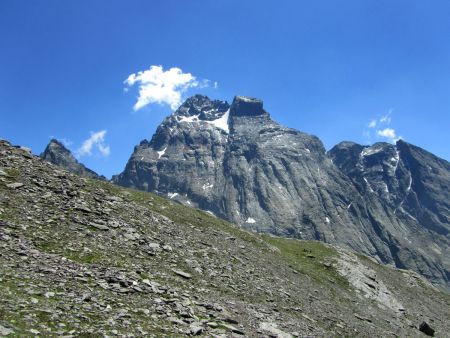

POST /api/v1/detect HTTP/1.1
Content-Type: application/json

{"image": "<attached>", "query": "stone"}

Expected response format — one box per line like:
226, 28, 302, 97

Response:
419, 321, 435, 337
189, 323, 203, 335
89, 222, 109, 230
6, 182, 23, 189
0, 325, 14, 336
172, 269, 192, 279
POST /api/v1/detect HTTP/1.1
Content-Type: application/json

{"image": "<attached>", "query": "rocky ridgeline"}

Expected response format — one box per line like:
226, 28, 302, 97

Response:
1, 139, 450, 337
40, 139, 104, 180
113, 95, 450, 291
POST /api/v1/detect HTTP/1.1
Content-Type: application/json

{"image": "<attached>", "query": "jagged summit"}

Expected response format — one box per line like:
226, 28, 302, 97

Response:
40, 139, 103, 180
230, 95, 265, 117
172, 94, 229, 121
115, 94, 450, 290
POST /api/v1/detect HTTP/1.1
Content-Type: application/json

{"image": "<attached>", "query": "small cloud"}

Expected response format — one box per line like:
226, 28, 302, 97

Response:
379, 108, 393, 124
124, 65, 212, 111
379, 115, 391, 124
50, 136, 73, 147
76, 130, 110, 158
368, 119, 377, 128
214, 81, 218, 89
376, 128, 400, 143
58, 138, 73, 147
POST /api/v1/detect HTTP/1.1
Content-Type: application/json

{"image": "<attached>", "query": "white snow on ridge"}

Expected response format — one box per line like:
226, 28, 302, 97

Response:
176, 110, 230, 133
178, 114, 200, 123
325, 217, 330, 224
361, 147, 382, 157
363, 177, 375, 193
406, 175, 412, 191
157, 147, 167, 159
390, 150, 400, 172
205, 109, 230, 133
168, 192, 179, 199
246, 217, 256, 224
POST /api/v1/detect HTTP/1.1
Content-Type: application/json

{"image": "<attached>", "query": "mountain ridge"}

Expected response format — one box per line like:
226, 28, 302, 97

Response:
40, 139, 104, 180
114, 94, 450, 291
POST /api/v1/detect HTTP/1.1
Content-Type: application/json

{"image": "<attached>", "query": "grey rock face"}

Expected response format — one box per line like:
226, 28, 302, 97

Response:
114, 95, 450, 290
40, 139, 103, 180
329, 140, 450, 287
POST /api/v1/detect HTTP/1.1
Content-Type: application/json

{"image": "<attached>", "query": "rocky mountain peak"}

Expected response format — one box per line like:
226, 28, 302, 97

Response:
230, 95, 265, 117
173, 94, 229, 121
40, 139, 103, 180
115, 94, 450, 290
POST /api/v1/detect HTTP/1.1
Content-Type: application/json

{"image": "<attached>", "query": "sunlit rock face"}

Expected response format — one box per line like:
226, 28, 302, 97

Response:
115, 95, 450, 290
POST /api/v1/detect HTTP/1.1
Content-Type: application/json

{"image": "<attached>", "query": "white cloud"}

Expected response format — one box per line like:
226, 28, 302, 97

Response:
364, 108, 401, 143
377, 128, 397, 141
379, 108, 393, 124
76, 130, 110, 158
58, 138, 73, 147
379, 115, 391, 124
124, 65, 213, 111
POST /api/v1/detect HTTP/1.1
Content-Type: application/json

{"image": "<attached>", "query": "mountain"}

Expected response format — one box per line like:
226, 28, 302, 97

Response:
40, 139, 104, 180
114, 95, 450, 290
1, 138, 450, 337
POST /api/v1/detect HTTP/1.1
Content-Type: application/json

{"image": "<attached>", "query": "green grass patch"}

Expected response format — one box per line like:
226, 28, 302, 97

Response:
261, 235, 349, 288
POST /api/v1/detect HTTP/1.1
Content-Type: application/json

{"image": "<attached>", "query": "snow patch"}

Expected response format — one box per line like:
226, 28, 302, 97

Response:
205, 109, 230, 133
239, 96, 256, 103
363, 177, 374, 193
206, 211, 216, 217
157, 147, 167, 159
361, 147, 382, 157
178, 114, 200, 123
246, 217, 256, 224
202, 183, 214, 190
325, 217, 330, 224
305, 148, 310, 153
347, 202, 352, 209
167, 192, 178, 199
406, 175, 412, 192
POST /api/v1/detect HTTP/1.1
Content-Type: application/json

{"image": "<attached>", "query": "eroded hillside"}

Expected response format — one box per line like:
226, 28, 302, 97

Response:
1, 139, 449, 337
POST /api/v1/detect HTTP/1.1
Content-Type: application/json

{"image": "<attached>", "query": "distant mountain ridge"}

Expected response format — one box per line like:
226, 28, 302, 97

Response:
40, 139, 104, 180
114, 94, 450, 290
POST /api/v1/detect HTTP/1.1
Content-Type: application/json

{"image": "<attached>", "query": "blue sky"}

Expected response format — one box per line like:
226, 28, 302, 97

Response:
1, 0, 450, 178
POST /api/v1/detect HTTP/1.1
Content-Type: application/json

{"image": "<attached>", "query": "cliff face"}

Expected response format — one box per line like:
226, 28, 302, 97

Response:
114, 95, 450, 290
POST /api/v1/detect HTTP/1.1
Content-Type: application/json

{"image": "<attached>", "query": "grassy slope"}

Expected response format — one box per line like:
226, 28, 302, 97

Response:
1, 144, 450, 337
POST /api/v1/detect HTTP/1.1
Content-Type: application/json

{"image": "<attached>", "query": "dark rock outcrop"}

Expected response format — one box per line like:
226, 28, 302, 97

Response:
114, 95, 450, 290
40, 139, 103, 179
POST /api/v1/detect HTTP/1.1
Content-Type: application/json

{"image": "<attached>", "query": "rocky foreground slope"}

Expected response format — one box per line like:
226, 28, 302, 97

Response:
1, 139, 450, 337
113, 95, 450, 290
